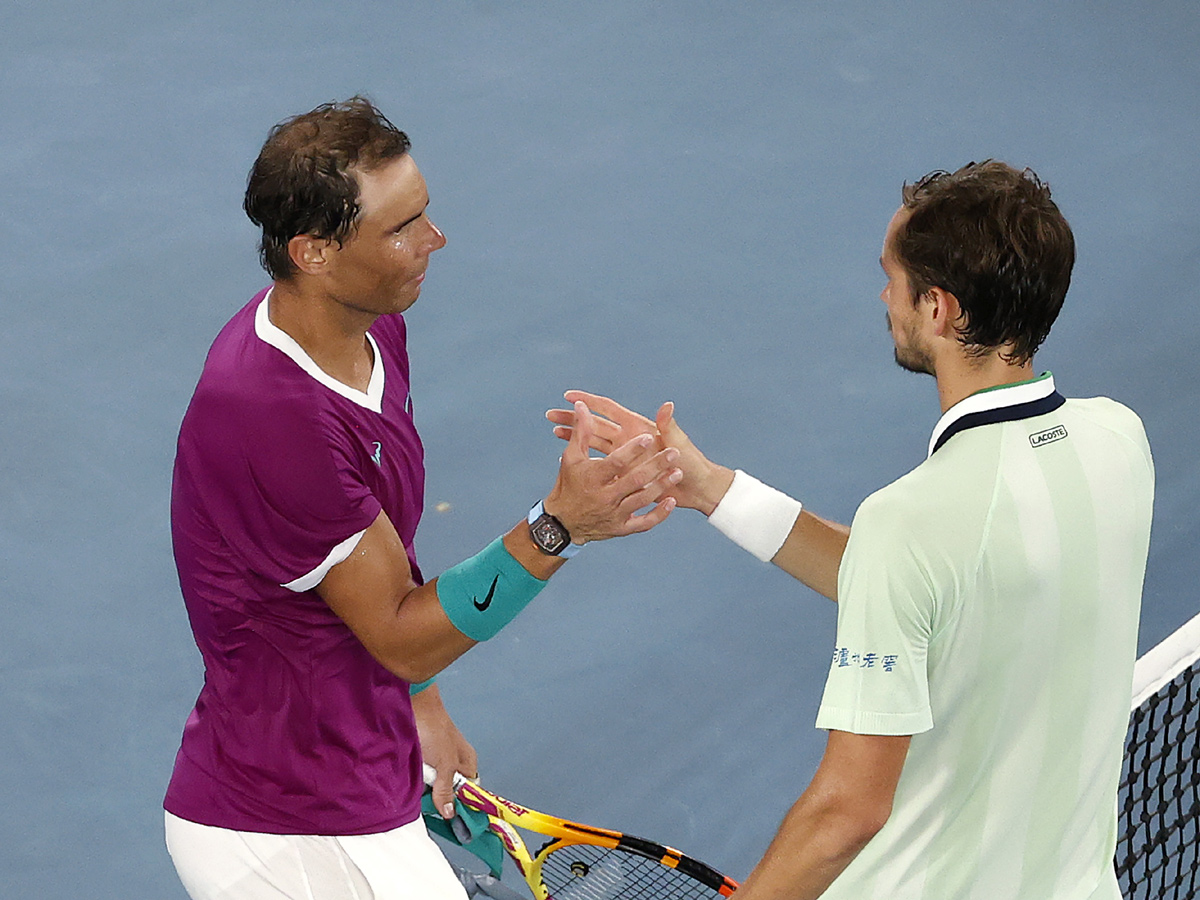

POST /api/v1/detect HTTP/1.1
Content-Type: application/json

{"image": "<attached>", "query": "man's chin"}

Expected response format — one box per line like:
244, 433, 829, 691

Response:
388, 288, 421, 315
894, 350, 934, 376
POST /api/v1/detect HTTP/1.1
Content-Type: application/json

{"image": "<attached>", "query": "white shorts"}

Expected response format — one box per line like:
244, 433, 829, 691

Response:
165, 811, 468, 900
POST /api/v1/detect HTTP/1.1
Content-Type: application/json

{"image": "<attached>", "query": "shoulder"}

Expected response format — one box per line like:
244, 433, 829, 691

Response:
183, 295, 336, 453
843, 477, 935, 582
1061, 396, 1153, 470
180, 371, 363, 523
194, 290, 280, 390
838, 474, 942, 629
846, 446, 998, 581
1063, 395, 1147, 438
852, 481, 915, 537
852, 458, 960, 536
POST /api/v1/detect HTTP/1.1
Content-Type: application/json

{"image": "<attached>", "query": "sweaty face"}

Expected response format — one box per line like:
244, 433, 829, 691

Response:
880, 208, 935, 376
323, 154, 446, 316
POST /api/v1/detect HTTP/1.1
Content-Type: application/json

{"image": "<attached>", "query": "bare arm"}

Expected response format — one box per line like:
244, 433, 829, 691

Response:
315, 508, 484, 684
732, 730, 910, 900
412, 683, 478, 818
317, 400, 683, 683
770, 510, 850, 601
548, 391, 850, 600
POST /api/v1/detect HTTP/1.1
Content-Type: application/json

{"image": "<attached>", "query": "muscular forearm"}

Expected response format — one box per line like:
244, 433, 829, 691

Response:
769, 511, 850, 602
374, 581, 478, 683
733, 791, 880, 900
366, 519, 562, 683
317, 512, 479, 684
733, 731, 908, 900
320, 412, 681, 684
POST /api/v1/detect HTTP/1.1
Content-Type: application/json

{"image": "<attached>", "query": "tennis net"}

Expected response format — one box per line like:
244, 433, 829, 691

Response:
1115, 610, 1200, 900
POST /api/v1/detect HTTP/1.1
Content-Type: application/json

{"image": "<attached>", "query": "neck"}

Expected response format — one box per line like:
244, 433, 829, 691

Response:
268, 280, 377, 392
933, 349, 1035, 413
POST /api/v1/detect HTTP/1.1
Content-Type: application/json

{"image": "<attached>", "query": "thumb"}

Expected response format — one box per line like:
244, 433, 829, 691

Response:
656, 401, 684, 443
432, 772, 457, 820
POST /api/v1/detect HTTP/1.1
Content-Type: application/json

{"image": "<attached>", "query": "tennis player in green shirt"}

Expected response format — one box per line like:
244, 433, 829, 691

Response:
550, 160, 1154, 900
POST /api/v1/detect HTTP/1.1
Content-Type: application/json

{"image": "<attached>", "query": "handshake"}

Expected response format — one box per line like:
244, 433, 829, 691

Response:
538, 390, 736, 547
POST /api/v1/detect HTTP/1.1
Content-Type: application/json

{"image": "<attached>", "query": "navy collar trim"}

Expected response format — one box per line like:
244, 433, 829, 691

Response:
928, 373, 1064, 458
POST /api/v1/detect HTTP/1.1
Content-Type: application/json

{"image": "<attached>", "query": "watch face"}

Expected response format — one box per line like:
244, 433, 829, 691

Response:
531, 514, 570, 555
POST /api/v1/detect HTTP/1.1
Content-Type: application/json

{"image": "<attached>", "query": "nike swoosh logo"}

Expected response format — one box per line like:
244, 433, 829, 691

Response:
473, 575, 499, 611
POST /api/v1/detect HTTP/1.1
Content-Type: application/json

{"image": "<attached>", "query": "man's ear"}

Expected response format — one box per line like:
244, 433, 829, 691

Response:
925, 286, 964, 339
287, 234, 332, 276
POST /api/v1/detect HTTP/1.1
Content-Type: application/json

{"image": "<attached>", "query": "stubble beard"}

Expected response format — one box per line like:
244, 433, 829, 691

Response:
886, 312, 935, 376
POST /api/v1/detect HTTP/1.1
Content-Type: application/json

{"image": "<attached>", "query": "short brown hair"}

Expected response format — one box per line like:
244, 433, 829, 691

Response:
896, 161, 1075, 365
244, 96, 411, 280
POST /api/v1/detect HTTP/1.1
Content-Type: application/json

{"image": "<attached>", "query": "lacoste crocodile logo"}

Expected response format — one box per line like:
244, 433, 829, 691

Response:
473, 575, 500, 611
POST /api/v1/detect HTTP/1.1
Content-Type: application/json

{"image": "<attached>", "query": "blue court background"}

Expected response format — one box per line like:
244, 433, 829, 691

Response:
2, 2, 1197, 896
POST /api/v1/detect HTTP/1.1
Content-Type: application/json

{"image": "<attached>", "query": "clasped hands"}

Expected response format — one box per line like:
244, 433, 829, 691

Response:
545, 391, 734, 533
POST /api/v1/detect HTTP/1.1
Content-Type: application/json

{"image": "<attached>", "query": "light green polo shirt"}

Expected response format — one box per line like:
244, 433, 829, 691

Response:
817, 374, 1154, 900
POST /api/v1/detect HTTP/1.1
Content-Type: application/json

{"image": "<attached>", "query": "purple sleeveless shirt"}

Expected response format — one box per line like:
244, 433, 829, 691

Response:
165, 287, 426, 834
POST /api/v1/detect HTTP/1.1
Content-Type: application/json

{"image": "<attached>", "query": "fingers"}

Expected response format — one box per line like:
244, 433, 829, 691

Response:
546, 407, 622, 453
620, 495, 678, 534
615, 476, 680, 524
546, 393, 687, 543
615, 456, 685, 531
561, 401, 594, 464
564, 390, 654, 431
603, 430, 659, 473
460, 748, 479, 783
546, 403, 621, 438
612, 450, 681, 510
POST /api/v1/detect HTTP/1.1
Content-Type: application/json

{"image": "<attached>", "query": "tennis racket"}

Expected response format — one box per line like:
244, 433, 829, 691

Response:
424, 765, 739, 899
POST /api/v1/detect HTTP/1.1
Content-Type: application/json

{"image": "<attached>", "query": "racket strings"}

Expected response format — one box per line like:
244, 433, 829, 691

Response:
541, 843, 728, 899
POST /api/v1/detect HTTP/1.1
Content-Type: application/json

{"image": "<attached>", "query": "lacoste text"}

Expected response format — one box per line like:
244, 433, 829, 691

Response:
1030, 425, 1068, 448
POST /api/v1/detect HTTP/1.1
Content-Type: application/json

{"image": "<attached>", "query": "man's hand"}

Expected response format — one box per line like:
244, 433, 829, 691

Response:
547, 392, 734, 515
412, 684, 478, 819
547, 391, 849, 600
542, 399, 684, 542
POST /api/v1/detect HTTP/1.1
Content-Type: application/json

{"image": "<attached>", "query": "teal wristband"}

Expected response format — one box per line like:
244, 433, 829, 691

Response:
436, 538, 547, 641
409, 677, 436, 695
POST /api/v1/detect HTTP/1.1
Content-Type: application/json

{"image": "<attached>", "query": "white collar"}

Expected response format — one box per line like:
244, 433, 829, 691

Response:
254, 288, 385, 413
927, 373, 1060, 458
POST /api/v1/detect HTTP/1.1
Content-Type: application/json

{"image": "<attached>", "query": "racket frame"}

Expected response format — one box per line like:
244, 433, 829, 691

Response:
424, 765, 737, 898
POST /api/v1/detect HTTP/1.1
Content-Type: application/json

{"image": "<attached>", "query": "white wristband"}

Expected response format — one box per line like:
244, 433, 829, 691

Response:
707, 470, 803, 562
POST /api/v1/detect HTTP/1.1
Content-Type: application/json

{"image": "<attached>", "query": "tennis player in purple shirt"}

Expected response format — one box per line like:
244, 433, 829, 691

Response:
164, 97, 683, 900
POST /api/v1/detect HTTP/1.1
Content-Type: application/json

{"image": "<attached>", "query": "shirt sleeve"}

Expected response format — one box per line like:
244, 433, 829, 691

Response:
182, 386, 382, 590
816, 489, 936, 736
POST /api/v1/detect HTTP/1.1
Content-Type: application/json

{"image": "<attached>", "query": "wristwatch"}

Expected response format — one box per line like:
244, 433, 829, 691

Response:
527, 501, 582, 558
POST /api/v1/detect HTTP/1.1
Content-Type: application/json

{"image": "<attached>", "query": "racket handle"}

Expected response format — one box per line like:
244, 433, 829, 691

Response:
422, 763, 471, 789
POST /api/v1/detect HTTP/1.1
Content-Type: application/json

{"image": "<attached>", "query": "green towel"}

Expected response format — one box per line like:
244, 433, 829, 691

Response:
422, 790, 506, 877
